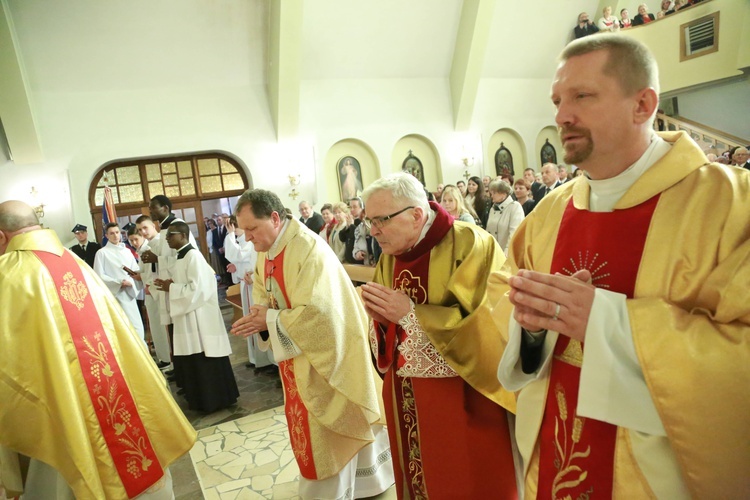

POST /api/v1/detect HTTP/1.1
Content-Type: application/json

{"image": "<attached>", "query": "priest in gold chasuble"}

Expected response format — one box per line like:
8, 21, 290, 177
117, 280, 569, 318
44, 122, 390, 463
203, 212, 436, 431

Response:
231, 189, 394, 500
0, 201, 196, 499
361, 173, 518, 500
490, 34, 750, 500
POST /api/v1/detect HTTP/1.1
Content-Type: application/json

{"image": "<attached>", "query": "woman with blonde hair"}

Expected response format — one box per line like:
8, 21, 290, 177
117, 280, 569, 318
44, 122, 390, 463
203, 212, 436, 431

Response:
440, 184, 477, 224
598, 6, 620, 31
329, 202, 353, 262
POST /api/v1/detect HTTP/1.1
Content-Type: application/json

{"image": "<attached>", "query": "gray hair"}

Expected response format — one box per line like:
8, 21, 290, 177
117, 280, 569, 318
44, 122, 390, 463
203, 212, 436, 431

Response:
560, 33, 660, 96
362, 173, 430, 212
235, 189, 288, 219
488, 179, 512, 196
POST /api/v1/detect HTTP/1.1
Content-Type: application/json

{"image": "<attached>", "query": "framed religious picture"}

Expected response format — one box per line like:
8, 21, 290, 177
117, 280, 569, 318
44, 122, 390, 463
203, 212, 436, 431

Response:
494, 143, 514, 178
401, 150, 425, 186
337, 156, 363, 202
540, 139, 557, 166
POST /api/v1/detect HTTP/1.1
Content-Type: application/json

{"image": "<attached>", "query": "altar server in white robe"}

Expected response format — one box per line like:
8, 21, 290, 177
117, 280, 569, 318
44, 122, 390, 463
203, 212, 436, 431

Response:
93, 223, 145, 340
134, 215, 172, 368
224, 217, 274, 368
154, 221, 239, 413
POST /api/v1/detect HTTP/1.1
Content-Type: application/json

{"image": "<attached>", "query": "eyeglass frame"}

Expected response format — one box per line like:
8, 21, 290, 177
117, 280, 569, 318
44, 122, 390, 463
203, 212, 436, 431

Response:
364, 206, 415, 229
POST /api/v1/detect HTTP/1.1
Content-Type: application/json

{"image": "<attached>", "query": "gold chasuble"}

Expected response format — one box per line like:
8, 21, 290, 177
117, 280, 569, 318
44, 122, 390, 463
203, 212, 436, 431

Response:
0, 230, 196, 499
372, 202, 517, 499
489, 132, 750, 499
252, 218, 382, 480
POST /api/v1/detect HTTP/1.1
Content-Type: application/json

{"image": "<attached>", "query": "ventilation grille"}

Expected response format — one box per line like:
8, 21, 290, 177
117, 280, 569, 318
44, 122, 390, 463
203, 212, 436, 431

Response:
686, 17, 715, 55
681, 12, 720, 62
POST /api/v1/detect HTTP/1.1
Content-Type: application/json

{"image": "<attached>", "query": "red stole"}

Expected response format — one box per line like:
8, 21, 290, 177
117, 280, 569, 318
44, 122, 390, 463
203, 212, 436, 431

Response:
264, 249, 317, 480
536, 195, 660, 499
33, 250, 163, 499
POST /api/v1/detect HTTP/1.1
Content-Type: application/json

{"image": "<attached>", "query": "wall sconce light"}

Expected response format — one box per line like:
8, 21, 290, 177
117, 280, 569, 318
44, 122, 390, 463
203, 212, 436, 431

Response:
460, 147, 475, 180
288, 173, 301, 200
30, 186, 45, 220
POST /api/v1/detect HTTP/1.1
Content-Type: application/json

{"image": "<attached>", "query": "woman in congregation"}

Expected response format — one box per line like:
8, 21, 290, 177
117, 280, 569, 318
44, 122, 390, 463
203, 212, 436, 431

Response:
440, 184, 477, 224
329, 202, 353, 262
464, 176, 491, 228
633, 3, 655, 25
513, 178, 536, 216
598, 6, 620, 31
319, 203, 336, 240
619, 8, 632, 28
485, 179, 524, 256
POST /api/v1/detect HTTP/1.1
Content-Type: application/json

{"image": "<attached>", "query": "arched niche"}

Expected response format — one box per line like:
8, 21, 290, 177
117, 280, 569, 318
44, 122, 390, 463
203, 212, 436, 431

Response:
535, 126, 564, 169
391, 134, 441, 191
324, 138, 381, 203
487, 128, 527, 177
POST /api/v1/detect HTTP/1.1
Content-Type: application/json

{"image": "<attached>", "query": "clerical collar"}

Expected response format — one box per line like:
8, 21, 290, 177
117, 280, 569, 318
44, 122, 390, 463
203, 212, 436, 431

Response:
587, 132, 671, 212
267, 217, 291, 259
176, 243, 193, 259
160, 213, 176, 228
395, 201, 454, 262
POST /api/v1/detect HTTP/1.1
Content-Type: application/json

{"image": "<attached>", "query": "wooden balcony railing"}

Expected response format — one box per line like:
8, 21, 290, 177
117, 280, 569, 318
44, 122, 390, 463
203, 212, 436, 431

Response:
654, 113, 749, 154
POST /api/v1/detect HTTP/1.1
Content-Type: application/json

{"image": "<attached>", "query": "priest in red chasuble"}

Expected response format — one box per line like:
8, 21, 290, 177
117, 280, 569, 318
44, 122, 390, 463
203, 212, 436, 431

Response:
490, 34, 750, 499
230, 189, 394, 500
360, 173, 518, 499
0, 201, 196, 499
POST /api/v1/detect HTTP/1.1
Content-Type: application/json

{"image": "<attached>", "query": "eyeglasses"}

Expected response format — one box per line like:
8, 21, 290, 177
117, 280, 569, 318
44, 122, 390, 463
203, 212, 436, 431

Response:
364, 206, 415, 229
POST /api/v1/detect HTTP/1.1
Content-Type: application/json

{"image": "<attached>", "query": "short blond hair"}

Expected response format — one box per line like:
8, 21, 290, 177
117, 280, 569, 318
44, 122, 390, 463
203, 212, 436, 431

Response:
560, 33, 660, 96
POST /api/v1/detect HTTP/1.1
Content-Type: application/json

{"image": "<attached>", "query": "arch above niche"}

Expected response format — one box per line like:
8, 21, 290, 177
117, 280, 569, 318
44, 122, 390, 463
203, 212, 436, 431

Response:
323, 138, 380, 204
391, 134, 442, 192
487, 128, 527, 177
535, 126, 564, 169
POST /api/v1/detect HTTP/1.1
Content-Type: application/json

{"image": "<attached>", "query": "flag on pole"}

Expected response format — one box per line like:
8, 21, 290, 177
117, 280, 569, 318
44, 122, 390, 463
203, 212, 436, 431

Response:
102, 185, 117, 245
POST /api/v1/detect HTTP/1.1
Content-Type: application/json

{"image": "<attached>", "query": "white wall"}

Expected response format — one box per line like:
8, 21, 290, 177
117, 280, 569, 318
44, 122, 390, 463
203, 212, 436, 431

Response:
675, 78, 750, 142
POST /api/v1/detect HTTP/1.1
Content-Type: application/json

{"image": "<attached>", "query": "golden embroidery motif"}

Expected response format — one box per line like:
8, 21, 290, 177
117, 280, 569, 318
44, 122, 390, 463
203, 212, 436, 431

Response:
395, 270, 427, 305
81, 332, 153, 477
555, 340, 584, 368
59, 272, 88, 311
561, 251, 610, 289
551, 383, 591, 499
400, 377, 427, 499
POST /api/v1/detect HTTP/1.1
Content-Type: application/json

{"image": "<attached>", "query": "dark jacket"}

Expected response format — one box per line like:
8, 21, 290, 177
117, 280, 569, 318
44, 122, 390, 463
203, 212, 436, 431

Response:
632, 13, 655, 26
70, 241, 101, 268
300, 212, 325, 235
574, 22, 600, 38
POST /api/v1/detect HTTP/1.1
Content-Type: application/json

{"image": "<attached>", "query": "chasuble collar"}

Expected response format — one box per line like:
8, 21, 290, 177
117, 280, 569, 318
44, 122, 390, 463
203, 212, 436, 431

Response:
5, 229, 64, 256
267, 217, 292, 259
394, 201, 453, 263
160, 213, 176, 228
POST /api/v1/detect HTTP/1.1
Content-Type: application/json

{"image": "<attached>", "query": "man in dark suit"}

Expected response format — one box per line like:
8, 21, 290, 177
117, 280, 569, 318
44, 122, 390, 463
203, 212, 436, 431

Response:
212, 214, 232, 285
533, 163, 562, 203
298, 201, 325, 234
524, 168, 545, 202
731, 147, 749, 170
69, 224, 100, 267
574, 12, 599, 38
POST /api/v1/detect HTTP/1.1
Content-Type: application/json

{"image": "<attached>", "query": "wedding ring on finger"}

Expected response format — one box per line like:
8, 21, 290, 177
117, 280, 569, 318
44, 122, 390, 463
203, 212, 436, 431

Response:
552, 302, 561, 321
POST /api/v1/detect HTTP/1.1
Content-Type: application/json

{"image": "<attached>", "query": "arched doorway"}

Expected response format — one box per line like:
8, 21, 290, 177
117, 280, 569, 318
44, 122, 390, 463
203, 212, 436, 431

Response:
88, 152, 251, 258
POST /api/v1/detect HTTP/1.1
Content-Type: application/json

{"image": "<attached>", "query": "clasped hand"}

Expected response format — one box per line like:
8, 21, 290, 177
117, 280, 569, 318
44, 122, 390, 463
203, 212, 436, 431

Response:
230, 305, 268, 338
509, 269, 595, 342
153, 279, 173, 292
360, 282, 411, 325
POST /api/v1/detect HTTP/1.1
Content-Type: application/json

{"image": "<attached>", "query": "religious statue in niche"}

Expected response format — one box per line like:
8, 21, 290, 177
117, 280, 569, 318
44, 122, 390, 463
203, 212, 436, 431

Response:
540, 139, 557, 165
337, 156, 363, 202
494, 143, 514, 178
401, 150, 425, 186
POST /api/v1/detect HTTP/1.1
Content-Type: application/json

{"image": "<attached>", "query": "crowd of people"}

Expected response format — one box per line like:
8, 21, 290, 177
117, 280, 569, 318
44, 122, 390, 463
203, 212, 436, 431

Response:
575, 0, 709, 38
1, 33, 748, 499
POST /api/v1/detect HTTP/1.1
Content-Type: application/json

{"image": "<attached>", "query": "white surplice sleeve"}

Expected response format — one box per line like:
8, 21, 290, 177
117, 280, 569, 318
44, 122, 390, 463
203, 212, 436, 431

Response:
168, 253, 215, 317
93, 249, 125, 297
261, 308, 302, 362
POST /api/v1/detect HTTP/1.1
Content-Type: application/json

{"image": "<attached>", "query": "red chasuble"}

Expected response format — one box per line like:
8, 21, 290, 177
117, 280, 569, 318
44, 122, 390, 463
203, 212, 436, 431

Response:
33, 250, 163, 499
375, 202, 517, 499
264, 250, 317, 480
536, 195, 660, 499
